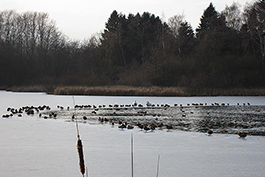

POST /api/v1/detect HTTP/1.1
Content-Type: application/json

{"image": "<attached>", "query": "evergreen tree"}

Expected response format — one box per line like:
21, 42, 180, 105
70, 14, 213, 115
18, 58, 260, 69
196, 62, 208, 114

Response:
196, 3, 217, 34
177, 22, 195, 57
196, 3, 225, 38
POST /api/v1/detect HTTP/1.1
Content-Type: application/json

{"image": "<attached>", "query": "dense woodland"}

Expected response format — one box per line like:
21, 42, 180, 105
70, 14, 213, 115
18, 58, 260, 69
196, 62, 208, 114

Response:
0, 1, 265, 91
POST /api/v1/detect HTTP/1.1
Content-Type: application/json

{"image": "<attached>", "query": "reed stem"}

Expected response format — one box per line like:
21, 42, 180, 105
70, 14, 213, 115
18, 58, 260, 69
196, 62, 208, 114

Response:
73, 96, 86, 176
131, 133, 134, 177
156, 154, 160, 177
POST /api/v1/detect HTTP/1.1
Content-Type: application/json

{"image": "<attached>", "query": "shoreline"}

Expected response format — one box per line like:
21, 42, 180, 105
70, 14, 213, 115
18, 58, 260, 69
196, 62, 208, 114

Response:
2, 85, 265, 96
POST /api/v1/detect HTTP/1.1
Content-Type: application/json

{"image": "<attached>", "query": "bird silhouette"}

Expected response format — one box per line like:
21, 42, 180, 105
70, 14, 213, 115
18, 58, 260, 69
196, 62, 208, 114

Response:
238, 132, 247, 138
207, 130, 213, 135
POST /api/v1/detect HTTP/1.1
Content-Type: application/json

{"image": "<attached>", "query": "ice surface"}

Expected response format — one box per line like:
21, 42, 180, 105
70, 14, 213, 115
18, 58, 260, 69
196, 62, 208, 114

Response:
0, 91, 265, 177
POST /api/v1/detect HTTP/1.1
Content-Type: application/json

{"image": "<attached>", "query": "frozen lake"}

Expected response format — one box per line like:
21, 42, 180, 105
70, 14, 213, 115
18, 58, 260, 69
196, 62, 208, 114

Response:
0, 91, 265, 177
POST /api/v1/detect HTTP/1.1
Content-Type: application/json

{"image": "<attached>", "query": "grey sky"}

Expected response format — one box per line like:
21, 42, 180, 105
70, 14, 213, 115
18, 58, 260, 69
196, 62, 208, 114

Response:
1, 0, 253, 40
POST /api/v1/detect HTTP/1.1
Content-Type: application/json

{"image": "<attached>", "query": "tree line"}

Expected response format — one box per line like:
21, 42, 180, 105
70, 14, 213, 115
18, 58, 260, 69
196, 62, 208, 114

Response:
0, 1, 264, 90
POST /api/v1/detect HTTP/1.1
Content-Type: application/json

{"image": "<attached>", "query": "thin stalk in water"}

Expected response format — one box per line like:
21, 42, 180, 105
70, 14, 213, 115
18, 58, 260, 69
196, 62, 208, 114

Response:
156, 154, 160, 177
131, 133, 134, 177
73, 96, 86, 177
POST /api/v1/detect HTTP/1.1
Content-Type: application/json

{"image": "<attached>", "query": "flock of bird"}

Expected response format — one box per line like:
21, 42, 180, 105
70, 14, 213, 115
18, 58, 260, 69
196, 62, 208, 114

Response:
72, 100, 251, 110
2, 100, 252, 138
97, 116, 174, 132
2, 105, 51, 118
96, 114, 248, 138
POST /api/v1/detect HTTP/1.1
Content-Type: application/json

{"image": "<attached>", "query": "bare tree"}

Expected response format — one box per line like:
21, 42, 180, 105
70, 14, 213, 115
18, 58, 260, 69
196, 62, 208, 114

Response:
168, 13, 185, 37
222, 2, 243, 30
0, 10, 17, 43
245, 0, 265, 69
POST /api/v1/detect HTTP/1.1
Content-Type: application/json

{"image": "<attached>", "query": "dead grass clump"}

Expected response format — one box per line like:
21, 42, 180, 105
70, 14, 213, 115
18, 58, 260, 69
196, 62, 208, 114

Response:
8, 85, 46, 92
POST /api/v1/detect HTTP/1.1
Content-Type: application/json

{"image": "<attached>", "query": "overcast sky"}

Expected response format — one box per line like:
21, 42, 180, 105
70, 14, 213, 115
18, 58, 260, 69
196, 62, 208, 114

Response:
2, 0, 253, 41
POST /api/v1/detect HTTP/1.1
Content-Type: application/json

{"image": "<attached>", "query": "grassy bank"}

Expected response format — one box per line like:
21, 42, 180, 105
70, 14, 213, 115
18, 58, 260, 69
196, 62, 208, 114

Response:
5, 85, 265, 96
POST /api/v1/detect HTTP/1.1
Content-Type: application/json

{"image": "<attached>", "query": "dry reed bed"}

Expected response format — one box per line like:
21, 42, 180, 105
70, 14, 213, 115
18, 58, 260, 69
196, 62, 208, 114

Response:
6, 85, 46, 92
53, 86, 186, 96
4, 85, 265, 96
53, 86, 265, 96
187, 88, 265, 96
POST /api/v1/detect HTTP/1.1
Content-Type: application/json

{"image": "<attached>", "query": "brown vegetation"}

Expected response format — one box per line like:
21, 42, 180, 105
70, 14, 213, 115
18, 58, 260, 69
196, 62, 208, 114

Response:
7, 85, 47, 92
5, 85, 265, 96
52, 86, 186, 96
53, 86, 265, 96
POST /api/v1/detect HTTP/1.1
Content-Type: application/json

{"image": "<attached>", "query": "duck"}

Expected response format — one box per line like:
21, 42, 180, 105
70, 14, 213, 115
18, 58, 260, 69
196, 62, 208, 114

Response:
166, 125, 173, 131
2, 114, 9, 118
158, 123, 164, 130
118, 124, 126, 130
143, 125, 150, 132
98, 117, 104, 123
138, 104, 143, 107
146, 101, 152, 107
238, 132, 247, 138
149, 124, 156, 131
127, 125, 134, 129
207, 130, 213, 135
137, 122, 143, 130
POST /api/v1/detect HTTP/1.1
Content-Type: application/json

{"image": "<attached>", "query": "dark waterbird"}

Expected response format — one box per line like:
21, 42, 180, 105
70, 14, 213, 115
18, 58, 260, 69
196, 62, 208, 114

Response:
166, 125, 173, 131
143, 125, 150, 132
207, 130, 213, 135
119, 124, 126, 130
238, 132, 247, 138
127, 125, 134, 129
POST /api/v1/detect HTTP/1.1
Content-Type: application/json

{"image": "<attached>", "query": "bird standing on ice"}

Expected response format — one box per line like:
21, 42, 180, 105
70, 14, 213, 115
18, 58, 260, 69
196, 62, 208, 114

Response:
238, 132, 247, 138
146, 101, 152, 107
207, 130, 213, 135
132, 100, 137, 107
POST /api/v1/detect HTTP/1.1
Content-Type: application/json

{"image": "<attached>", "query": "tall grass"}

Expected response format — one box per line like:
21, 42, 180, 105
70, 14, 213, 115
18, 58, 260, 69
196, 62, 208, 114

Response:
4, 85, 265, 96
53, 85, 265, 96
53, 86, 187, 96
186, 87, 265, 96
7, 85, 46, 92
